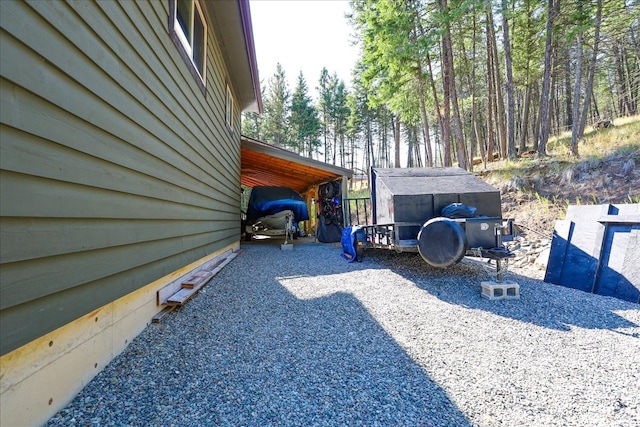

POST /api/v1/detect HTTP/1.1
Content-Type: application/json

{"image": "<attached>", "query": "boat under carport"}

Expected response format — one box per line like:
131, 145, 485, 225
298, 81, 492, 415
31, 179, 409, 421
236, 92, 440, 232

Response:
240, 136, 353, 236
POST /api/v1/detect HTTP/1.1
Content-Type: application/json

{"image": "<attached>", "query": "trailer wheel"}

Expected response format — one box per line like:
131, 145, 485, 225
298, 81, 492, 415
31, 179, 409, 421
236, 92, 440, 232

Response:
417, 217, 467, 268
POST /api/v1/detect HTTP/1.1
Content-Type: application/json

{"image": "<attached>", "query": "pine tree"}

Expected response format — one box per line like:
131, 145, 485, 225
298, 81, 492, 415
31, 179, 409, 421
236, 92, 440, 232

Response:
317, 68, 332, 163
262, 63, 290, 148
290, 72, 321, 157
332, 77, 350, 167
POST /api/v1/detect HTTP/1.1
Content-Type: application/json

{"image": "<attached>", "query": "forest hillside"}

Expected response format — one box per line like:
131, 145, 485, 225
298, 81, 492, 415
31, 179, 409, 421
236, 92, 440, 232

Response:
244, 1, 639, 176
479, 115, 640, 240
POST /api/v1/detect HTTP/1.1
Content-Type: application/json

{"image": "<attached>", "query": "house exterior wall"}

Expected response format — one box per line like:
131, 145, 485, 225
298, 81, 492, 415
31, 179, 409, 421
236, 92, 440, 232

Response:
0, 0, 242, 354
0, 0, 245, 422
0, 244, 236, 427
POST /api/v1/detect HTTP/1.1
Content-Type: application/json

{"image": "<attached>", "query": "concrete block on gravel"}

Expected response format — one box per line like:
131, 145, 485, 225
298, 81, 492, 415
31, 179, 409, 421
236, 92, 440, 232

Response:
481, 280, 520, 300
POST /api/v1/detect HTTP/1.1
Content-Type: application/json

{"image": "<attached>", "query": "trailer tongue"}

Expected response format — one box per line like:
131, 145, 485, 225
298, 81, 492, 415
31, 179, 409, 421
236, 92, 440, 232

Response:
350, 167, 513, 278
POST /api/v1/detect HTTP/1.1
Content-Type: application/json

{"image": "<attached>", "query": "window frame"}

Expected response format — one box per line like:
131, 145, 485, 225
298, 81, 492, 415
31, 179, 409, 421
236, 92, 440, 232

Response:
225, 84, 234, 133
168, 0, 207, 95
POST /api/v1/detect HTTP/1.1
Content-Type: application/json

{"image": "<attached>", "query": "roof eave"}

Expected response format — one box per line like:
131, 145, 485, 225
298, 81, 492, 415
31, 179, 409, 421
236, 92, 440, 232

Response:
207, 0, 263, 114
238, 0, 263, 113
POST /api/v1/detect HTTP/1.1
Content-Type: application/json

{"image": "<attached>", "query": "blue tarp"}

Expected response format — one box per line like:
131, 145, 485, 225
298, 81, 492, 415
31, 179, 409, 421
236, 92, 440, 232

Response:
341, 226, 363, 263
246, 186, 310, 222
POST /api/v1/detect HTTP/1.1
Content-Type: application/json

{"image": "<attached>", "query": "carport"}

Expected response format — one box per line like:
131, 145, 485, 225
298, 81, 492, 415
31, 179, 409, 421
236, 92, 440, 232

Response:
240, 136, 353, 235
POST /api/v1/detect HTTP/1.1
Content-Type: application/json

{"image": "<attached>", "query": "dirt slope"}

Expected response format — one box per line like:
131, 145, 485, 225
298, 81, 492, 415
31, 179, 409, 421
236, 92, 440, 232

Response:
480, 149, 640, 240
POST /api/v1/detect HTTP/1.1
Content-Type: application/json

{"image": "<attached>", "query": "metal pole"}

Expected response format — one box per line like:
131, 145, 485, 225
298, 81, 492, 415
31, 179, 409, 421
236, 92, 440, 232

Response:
495, 224, 504, 282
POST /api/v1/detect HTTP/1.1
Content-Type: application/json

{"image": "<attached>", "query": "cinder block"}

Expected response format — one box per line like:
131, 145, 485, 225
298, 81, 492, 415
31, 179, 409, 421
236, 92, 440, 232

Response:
481, 280, 520, 300
280, 244, 293, 251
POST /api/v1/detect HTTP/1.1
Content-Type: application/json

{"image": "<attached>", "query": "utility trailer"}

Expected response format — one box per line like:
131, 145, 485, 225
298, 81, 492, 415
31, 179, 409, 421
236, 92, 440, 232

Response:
353, 167, 514, 276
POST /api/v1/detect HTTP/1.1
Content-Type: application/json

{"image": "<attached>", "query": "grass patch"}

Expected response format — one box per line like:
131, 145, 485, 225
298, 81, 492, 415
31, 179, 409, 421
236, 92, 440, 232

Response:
347, 187, 370, 199
547, 115, 640, 159
484, 115, 639, 182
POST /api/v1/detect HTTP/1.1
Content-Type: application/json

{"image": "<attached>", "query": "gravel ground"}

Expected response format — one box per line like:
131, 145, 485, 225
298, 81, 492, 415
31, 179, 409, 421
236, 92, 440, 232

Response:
47, 237, 640, 427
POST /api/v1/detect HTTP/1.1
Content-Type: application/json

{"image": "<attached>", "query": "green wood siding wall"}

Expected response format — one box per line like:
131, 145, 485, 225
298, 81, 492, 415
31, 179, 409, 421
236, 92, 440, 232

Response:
0, 1, 243, 355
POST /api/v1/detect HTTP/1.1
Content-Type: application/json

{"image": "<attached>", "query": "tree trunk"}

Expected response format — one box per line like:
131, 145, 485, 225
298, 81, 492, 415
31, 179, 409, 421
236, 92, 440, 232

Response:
488, 7, 506, 159
413, 21, 435, 167
538, 0, 555, 157
470, 7, 479, 169
550, 78, 561, 135
532, 82, 540, 150
350, 135, 355, 172
439, 0, 453, 167
426, 51, 445, 149
565, 59, 573, 132
518, 0, 534, 154
623, 44, 638, 115
591, 87, 600, 121
577, 0, 603, 138
420, 108, 433, 168
614, 42, 632, 117
502, 0, 516, 160
520, 84, 531, 153
416, 61, 434, 167
394, 114, 401, 168
570, 27, 584, 156
406, 124, 414, 167
366, 114, 373, 172
485, 9, 496, 164
332, 130, 337, 165
445, 37, 467, 168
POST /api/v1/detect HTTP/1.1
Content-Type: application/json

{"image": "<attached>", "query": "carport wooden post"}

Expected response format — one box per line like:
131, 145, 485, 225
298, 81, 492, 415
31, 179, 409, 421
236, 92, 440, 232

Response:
341, 176, 349, 228
302, 188, 317, 237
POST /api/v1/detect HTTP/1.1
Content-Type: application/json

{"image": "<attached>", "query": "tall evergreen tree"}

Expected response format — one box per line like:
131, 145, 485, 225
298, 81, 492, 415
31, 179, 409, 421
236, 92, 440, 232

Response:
263, 63, 290, 148
347, 60, 375, 173
290, 72, 321, 157
331, 77, 351, 167
511, 0, 545, 153
318, 68, 332, 163
351, 0, 436, 167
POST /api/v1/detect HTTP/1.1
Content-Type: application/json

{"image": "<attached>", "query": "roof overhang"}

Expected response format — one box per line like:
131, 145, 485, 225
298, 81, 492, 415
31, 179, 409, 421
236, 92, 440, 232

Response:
241, 136, 353, 194
206, 0, 262, 113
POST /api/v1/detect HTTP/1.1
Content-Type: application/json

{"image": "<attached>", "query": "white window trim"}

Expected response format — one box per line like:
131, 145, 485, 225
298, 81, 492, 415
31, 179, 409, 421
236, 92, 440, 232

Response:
169, 0, 207, 94
226, 84, 234, 132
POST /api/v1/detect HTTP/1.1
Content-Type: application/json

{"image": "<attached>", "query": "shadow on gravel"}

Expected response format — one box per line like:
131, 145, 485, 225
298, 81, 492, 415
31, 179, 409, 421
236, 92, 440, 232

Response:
365, 249, 639, 334
47, 241, 473, 427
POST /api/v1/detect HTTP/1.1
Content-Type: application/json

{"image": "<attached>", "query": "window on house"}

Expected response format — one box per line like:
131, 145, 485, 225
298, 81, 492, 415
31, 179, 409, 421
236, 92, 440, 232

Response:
226, 84, 234, 131
170, 0, 207, 91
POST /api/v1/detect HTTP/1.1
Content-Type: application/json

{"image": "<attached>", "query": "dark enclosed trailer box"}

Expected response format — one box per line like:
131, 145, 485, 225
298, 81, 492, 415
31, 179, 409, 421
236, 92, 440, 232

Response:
363, 167, 511, 268
372, 167, 501, 223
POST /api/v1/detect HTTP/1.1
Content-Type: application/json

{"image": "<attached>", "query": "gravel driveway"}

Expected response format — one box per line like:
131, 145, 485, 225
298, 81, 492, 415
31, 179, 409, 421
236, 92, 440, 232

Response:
47, 238, 640, 426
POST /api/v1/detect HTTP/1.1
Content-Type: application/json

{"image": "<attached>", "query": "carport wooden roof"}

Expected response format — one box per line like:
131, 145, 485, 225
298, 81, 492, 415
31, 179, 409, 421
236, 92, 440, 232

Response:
241, 136, 353, 194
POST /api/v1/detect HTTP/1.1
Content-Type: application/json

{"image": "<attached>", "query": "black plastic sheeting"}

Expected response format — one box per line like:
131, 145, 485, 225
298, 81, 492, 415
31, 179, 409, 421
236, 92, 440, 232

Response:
246, 186, 310, 222
317, 180, 343, 243
317, 220, 343, 243
441, 203, 477, 218
545, 204, 639, 303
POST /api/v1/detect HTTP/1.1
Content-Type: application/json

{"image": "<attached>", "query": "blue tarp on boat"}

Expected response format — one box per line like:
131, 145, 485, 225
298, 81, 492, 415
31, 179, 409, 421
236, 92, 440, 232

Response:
246, 186, 310, 222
